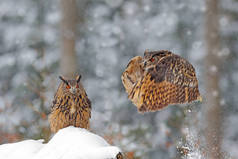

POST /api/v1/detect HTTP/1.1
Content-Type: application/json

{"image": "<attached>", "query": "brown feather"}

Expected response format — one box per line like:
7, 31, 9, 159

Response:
49, 76, 91, 133
121, 50, 202, 113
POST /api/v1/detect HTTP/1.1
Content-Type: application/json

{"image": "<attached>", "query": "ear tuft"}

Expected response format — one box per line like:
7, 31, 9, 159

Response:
76, 75, 82, 83
59, 76, 64, 81
59, 76, 69, 85
144, 50, 149, 56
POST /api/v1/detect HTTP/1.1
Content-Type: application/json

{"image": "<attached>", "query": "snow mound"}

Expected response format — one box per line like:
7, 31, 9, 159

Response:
0, 139, 44, 159
0, 126, 122, 159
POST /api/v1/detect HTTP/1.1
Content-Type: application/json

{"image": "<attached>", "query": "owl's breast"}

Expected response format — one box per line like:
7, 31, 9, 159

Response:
69, 96, 80, 114
70, 101, 76, 114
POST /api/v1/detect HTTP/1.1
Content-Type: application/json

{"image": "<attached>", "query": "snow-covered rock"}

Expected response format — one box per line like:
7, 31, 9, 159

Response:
0, 139, 44, 159
0, 127, 123, 159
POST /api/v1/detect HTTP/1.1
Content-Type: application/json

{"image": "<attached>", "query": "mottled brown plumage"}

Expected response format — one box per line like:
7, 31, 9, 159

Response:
49, 75, 91, 133
121, 50, 202, 113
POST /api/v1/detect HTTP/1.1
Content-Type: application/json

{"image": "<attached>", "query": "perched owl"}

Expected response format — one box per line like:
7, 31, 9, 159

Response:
121, 50, 202, 113
49, 75, 91, 133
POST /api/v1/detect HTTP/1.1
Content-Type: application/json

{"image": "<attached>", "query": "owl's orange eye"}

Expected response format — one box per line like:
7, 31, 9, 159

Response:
150, 58, 155, 62
76, 84, 79, 88
66, 85, 71, 89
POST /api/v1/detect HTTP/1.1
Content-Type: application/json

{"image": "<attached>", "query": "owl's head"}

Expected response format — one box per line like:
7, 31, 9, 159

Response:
59, 75, 83, 95
143, 50, 172, 68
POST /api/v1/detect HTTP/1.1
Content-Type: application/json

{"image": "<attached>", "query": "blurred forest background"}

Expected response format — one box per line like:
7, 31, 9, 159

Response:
0, 0, 238, 159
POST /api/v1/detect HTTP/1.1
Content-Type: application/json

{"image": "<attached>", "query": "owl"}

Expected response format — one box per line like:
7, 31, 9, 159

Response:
121, 50, 202, 113
49, 75, 91, 133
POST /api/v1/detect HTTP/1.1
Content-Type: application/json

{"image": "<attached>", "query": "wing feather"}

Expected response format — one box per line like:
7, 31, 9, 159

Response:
134, 55, 200, 113
121, 51, 202, 113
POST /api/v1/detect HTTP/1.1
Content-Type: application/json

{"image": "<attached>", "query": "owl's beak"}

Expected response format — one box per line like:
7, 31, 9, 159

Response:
143, 60, 147, 67
144, 61, 147, 66
70, 87, 77, 94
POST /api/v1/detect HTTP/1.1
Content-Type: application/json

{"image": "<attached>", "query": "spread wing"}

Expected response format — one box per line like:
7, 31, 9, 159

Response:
161, 55, 198, 88
132, 55, 201, 113
121, 56, 143, 96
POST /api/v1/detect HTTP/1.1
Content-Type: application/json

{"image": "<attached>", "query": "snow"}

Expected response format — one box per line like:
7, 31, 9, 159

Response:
209, 65, 218, 73
180, 127, 204, 159
223, 115, 238, 158
0, 54, 15, 69
0, 127, 122, 159
212, 90, 218, 97
0, 140, 44, 159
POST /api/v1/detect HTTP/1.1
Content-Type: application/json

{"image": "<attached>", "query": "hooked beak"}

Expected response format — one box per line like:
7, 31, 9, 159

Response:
143, 60, 147, 67
70, 87, 77, 94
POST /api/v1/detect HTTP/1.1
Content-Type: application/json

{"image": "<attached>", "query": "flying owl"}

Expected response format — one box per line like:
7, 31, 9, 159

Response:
121, 50, 202, 113
49, 75, 91, 133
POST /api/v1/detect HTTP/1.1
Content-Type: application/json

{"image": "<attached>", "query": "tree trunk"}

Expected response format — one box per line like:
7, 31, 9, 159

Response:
204, 0, 223, 158
60, 0, 78, 78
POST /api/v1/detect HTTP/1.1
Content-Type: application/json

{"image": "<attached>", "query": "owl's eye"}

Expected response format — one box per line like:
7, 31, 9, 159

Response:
76, 84, 79, 88
66, 85, 71, 89
150, 58, 155, 62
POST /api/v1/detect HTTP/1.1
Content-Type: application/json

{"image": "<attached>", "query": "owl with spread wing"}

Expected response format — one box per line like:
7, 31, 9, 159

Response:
121, 50, 202, 113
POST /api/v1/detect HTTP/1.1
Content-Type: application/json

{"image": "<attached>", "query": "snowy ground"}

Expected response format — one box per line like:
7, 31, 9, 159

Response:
0, 127, 122, 159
